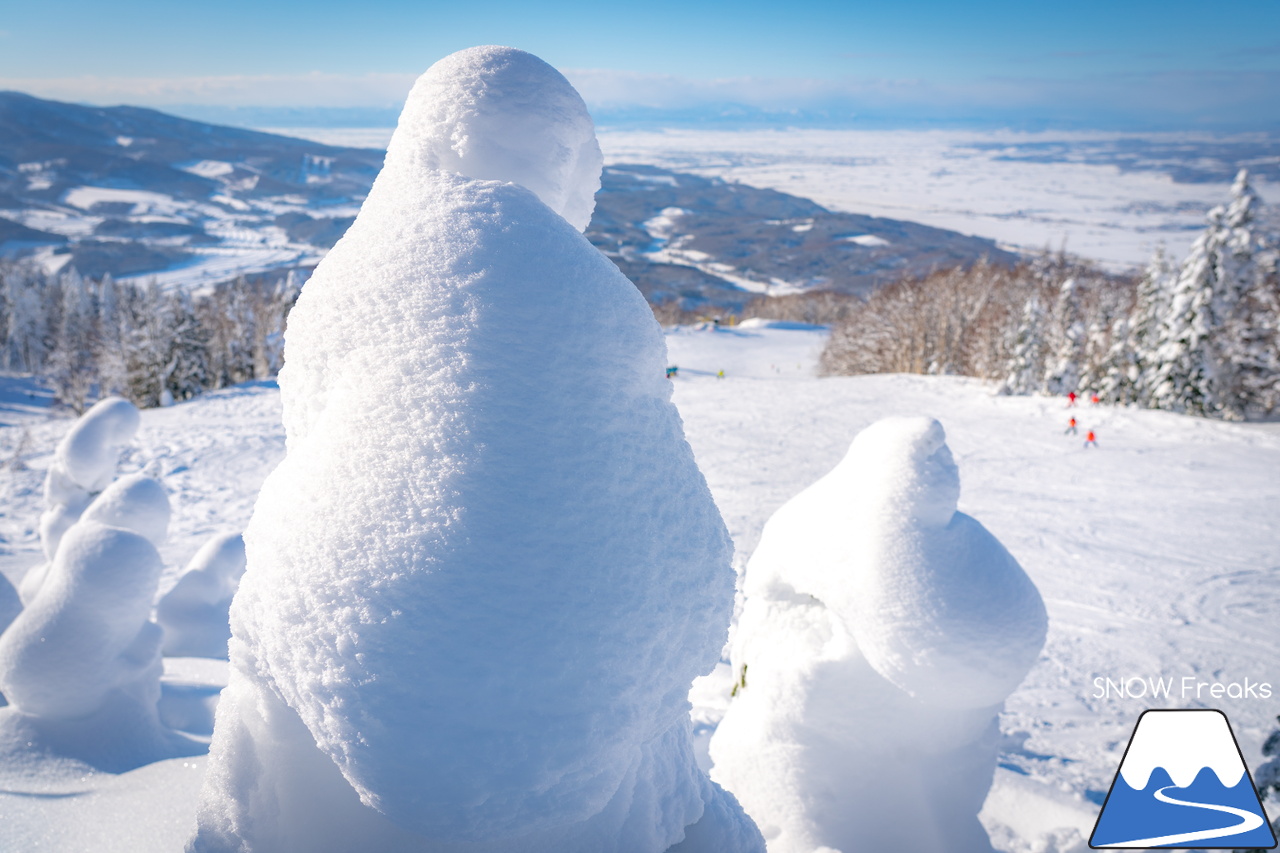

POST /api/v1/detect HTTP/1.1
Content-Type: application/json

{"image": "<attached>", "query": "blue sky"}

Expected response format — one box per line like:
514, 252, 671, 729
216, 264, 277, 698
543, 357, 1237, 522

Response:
2, 0, 1278, 129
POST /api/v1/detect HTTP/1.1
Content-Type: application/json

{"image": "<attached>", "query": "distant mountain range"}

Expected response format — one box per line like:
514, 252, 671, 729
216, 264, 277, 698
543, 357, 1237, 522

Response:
0, 91, 1012, 309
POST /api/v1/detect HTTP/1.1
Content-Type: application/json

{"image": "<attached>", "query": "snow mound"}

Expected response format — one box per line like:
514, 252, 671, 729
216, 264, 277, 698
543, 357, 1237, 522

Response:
192, 46, 760, 853
157, 533, 246, 659
710, 416, 1047, 853
384, 45, 603, 232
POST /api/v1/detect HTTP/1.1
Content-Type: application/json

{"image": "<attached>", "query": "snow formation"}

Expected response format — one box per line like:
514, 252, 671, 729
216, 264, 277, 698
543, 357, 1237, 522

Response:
21, 396, 140, 603
381, 44, 602, 233
710, 416, 1047, 853
157, 533, 246, 658
191, 46, 761, 853
0, 469, 181, 768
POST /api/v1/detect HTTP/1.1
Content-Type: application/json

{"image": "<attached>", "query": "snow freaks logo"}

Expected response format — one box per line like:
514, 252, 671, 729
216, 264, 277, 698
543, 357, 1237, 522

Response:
1089, 710, 1276, 849
1093, 676, 1272, 700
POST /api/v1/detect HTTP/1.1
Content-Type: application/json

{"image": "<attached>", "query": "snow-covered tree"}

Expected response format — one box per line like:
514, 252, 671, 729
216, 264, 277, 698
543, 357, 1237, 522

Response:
94, 273, 129, 398
1042, 277, 1084, 396
999, 294, 1047, 394
1102, 247, 1174, 405
46, 268, 99, 413
710, 417, 1047, 853
190, 46, 762, 853
1147, 170, 1273, 419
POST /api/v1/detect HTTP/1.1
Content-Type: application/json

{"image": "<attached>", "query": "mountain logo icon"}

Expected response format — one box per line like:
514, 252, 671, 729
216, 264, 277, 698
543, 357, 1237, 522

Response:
1090, 709, 1276, 849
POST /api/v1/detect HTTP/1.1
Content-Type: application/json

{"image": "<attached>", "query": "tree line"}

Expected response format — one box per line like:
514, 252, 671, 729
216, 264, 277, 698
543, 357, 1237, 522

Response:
822, 170, 1280, 421
0, 263, 300, 412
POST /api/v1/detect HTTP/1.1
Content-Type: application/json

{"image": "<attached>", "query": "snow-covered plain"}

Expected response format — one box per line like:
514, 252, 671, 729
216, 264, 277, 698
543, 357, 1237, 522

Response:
0, 322, 1278, 851
267, 127, 1280, 270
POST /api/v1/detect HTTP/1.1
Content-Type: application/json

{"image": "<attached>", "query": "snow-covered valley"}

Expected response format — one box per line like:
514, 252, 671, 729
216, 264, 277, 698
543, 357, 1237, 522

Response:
1, 320, 1277, 852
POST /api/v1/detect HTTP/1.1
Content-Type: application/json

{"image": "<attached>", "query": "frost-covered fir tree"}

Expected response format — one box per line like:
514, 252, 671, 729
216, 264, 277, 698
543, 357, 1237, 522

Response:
710, 417, 1047, 853
1043, 277, 1083, 396
190, 46, 762, 853
1108, 247, 1174, 405
999, 294, 1046, 395
94, 273, 129, 398
1147, 170, 1274, 419
47, 268, 98, 413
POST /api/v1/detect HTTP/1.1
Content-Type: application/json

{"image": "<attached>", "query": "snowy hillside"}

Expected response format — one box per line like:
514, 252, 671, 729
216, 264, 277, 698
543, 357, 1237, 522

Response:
0, 321, 1276, 851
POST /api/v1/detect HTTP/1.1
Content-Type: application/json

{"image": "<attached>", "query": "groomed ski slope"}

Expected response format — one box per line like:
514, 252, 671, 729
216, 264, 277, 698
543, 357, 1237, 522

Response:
0, 320, 1277, 852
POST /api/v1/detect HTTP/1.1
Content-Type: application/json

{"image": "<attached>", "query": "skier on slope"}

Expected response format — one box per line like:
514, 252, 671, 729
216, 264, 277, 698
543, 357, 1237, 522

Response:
1065, 417, 1078, 436
1090, 393, 1100, 406
1067, 391, 1078, 407
1084, 429, 1097, 449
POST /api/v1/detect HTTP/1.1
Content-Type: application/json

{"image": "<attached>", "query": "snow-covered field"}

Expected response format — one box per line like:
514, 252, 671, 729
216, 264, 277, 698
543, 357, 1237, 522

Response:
266, 126, 1280, 270
1, 321, 1276, 851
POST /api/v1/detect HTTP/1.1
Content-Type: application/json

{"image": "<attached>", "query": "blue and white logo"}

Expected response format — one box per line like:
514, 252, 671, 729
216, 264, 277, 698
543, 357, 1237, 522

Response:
1090, 709, 1276, 849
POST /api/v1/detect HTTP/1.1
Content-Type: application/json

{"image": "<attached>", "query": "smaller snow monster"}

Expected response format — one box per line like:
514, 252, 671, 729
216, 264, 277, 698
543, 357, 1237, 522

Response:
158, 532, 247, 659
711, 416, 1048, 853
0, 472, 181, 770
21, 396, 140, 603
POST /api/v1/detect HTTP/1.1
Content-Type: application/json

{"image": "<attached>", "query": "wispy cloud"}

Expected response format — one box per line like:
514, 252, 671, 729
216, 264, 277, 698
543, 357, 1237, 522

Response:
2, 67, 1277, 131
1222, 42, 1280, 57
0, 71, 417, 107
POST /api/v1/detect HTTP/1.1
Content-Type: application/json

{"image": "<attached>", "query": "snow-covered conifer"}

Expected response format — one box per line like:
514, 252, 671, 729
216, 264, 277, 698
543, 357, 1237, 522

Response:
999, 294, 1046, 394
191, 46, 760, 853
94, 273, 129, 398
1043, 277, 1083, 395
1113, 247, 1174, 405
157, 533, 246, 658
709, 417, 1047, 853
47, 268, 98, 413
1147, 170, 1271, 418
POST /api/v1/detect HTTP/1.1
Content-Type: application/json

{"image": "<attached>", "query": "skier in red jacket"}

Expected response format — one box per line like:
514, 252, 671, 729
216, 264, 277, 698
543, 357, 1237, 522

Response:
1067, 391, 1078, 407
1065, 417, 1078, 436
1084, 429, 1097, 448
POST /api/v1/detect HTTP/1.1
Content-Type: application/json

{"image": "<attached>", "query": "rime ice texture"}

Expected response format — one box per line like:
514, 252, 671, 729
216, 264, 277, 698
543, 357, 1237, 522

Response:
191, 46, 760, 853
710, 417, 1047, 853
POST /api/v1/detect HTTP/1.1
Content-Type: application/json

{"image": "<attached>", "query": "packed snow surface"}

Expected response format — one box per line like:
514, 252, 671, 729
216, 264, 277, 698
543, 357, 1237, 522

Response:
191, 46, 757, 853
0, 322, 1278, 852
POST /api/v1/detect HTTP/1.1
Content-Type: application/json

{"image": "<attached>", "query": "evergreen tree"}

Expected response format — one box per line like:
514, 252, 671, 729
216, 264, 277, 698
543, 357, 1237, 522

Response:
46, 269, 98, 413
1000, 295, 1047, 395
1147, 171, 1270, 417
1042, 277, 1083, 395
94, 274, 128, 398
